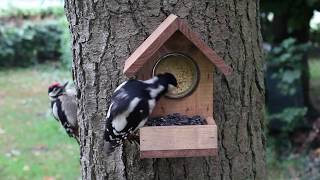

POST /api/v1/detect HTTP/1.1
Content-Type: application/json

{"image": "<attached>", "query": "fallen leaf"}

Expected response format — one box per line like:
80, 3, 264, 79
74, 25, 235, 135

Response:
43, 176, 55, 180
23, 165, 30, 171
0, 127, 5, 134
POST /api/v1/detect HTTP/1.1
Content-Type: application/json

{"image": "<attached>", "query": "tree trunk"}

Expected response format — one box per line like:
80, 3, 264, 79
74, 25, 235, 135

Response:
65, 0, 266, 179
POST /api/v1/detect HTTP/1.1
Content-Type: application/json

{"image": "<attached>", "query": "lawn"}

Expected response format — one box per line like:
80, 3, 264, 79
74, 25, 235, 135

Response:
0, 64, 80, 180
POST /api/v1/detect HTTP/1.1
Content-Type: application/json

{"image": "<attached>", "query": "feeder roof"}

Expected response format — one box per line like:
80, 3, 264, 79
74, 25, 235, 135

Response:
123, 14, 232, 77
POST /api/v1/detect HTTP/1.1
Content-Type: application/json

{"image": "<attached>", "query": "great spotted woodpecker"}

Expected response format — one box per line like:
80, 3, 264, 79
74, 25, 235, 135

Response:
104, 73, 178, 152
48, 82, 79, 143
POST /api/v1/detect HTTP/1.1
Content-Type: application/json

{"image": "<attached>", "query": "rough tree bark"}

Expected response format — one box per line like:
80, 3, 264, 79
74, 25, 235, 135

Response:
65, 0, 266, 179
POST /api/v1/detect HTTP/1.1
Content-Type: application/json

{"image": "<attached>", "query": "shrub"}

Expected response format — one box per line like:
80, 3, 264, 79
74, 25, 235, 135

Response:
0, 25, 36, 66
0, 6, 65, 18
267, 38, 311, 96
0, 20, 66, 67
266, 38, 311, 154
58, 17, 72, 68
33, 21, 62, 62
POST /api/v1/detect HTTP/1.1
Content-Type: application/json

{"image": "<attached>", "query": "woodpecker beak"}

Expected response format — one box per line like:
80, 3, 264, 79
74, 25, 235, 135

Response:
62, 81, 69, 90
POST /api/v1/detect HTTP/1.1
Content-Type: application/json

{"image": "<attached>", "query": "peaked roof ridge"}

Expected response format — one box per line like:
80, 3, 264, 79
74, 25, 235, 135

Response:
124, 14, 232, 77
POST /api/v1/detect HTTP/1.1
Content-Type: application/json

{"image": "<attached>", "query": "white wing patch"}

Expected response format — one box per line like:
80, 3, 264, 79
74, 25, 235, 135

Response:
147, 85, 165, 98
148, 99, 156, 114
107, 103, 113, 118
126, 97, 141, 115
111, 97, 141, 133
52, 102, 59, 120
112, 114, 128, 134
142, 76, 158, 84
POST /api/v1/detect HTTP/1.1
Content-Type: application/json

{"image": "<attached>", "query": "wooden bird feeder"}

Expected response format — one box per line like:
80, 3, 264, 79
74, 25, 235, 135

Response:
123, 14, 232, 158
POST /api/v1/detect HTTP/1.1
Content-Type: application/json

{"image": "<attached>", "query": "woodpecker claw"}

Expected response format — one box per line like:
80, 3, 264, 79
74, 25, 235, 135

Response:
127, 134, 140, 144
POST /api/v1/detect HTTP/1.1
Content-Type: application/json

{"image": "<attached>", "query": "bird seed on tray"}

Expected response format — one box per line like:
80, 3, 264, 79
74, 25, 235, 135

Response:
146, 113, 206, 126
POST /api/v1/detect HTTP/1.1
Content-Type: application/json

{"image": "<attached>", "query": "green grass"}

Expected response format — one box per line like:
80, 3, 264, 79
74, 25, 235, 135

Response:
0, 64, 80, 180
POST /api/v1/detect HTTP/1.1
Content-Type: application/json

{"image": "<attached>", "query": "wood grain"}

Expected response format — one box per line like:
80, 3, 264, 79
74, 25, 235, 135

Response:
136, 32, 214, 118
124, 14, 179, 76
206, 116, 216, 125
140, 149, 217, 159
177, 19, 232, 75
123, 14, 232, 77
140, 124, 217, 158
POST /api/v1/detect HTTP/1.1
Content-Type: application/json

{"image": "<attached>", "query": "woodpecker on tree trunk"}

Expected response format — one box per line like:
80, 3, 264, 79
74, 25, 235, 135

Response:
48, 82, 79, 143
104, 73, 178, 153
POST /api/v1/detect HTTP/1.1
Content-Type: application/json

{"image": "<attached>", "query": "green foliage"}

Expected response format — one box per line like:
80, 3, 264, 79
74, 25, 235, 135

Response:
33, 21, 63, 62
266, 38, 311, 156
58, 17, 73, 68
0, 20, 72, 68
310, 24, 320, 43
0, 5, 72, 68
309, 58, 320, 80
267, 145, 314, 179
0, 24, 37, 67
0, 21, 60, 67
0, 6, 65, 18
267, 38, 311, 95
269, 107, 308, 132
267, 106, 308, 156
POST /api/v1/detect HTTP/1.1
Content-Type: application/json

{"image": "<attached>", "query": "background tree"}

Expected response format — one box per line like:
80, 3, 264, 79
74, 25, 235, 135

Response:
64, 0, 266, 179
261, 0, 320, 116
261, 0, 320, 155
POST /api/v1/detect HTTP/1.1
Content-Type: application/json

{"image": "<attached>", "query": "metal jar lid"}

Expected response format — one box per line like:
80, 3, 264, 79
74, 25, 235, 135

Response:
152, 53, 200, 99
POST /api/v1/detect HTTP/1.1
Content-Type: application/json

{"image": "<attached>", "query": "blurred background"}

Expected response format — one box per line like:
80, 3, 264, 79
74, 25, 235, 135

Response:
0, 0, 79, 180
0, 0, 319, 179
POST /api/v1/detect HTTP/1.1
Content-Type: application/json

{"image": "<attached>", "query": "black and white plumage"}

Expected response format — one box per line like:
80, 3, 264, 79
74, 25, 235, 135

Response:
48, 82, 79, 143
104, 73, 178, 151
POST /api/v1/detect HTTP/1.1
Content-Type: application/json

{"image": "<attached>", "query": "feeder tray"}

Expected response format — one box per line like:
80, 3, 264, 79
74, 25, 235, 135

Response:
123, 14, 231, 158
141, 114, 216, 158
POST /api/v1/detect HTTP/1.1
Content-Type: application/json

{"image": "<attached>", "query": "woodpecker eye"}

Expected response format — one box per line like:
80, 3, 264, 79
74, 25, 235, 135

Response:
48, 82, 62, 93
48, 87, 54, 93
49, 86, 57, 92
48, 86, 63, 96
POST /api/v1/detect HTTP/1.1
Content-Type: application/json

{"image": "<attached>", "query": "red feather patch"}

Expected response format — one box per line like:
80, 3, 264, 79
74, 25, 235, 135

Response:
49, 82, 61, 88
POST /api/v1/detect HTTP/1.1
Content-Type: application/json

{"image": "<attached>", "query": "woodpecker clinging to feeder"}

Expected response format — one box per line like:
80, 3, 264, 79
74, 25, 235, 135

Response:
48, 82, 79, 143
104, 73, 178, 152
